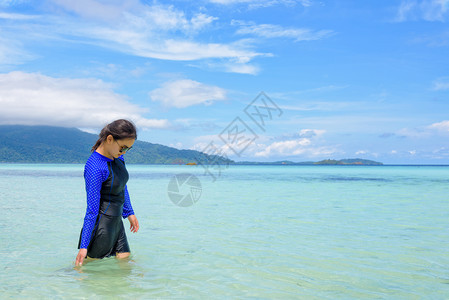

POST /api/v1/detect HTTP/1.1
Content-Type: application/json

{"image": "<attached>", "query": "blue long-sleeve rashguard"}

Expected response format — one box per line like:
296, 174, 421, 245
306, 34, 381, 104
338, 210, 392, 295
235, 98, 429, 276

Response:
79, 151, 134, 249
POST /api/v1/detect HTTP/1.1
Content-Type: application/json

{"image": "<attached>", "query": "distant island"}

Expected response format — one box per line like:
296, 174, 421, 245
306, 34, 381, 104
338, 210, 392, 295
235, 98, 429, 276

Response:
0, 125, 382, 165
235, 159, 382, 166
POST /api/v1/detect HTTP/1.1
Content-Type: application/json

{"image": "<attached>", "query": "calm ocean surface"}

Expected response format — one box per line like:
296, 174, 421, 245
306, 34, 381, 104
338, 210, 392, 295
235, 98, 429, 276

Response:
1, 164, 448, 299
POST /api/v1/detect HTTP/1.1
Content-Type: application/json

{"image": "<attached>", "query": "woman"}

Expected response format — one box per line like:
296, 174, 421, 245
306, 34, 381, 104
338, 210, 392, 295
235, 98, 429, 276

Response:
75, 119, 139, 267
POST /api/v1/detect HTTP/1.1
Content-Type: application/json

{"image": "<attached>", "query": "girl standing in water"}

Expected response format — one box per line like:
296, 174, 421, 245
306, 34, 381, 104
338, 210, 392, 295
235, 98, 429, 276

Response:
76, 119, 139, 267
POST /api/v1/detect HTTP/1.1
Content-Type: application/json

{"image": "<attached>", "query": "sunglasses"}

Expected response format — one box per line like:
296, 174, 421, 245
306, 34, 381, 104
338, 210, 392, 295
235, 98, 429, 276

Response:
114, 140, 133, 153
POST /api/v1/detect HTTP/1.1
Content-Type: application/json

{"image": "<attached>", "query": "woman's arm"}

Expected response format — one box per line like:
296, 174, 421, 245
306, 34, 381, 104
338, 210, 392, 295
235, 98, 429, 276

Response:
79, 161, 105, 249
76, 159, 107, 266
127, 214, 139, 233
123, 185, 139, 233
122, 185, 135, 218
75, 249, 88, 267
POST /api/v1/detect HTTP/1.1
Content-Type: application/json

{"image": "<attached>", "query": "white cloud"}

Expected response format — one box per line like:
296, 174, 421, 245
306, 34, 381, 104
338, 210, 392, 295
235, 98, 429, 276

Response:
169, 142, 184, 149
421, 0, 449, 21
0, 0, 28, 7
298, 129, 326, 138
190, 13, 218, 32
134, 118, 171, 129
52, 0, 218, 31
0, 15, 37, 66
429, 120, 449, 131
190, 134, 231, 157
233, 21, 333, 41
121, 39, 261, 61
69, 20, 190, 60
0, 71, 169, 129
51, 1, 218, 32
253, 130, 336, 158
397, 127, 431, 138
431, 147, 449, 157
208, 0, 312, 8
0, 12, 39, 20
126, 5, 217, 34
49, 0, 141, 21
187, 60, 260, 75
149, 79, 227, 108
412, 30, 449, 46
70, 17, 263, 62
355, 150, 378, 157
1, 2, 264, 72
396, 0, 449, 22
255, 139, 311, 157
190, 130, 338, 160
224, 62, 261, 75
254, 139, 337, 158
396, 120, 449, 138
396, 0, 417, 21
271, 128, 326, 141
187, 39, 266, 74
0, 36, 34, 66
432, 77, 449, 90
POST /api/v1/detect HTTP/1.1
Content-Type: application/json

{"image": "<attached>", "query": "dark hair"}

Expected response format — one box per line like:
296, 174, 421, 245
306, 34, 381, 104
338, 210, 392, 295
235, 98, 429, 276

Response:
92, 119, 137, 152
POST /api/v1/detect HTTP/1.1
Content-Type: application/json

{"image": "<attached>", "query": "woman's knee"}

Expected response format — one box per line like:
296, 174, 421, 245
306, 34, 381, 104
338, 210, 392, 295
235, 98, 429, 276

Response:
116, 252, 130, 259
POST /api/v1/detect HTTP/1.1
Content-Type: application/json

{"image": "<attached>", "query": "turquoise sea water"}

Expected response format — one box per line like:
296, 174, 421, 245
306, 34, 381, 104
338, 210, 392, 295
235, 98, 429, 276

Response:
1, 164, 448, 299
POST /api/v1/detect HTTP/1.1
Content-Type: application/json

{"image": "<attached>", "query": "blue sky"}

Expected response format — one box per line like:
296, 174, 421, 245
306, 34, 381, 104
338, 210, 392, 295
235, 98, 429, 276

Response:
0, 0, 448, 164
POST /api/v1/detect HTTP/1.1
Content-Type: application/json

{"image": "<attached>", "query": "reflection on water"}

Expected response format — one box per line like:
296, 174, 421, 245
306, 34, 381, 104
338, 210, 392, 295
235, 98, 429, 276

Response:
75, 258, 135, 297
52, 257, 149, 298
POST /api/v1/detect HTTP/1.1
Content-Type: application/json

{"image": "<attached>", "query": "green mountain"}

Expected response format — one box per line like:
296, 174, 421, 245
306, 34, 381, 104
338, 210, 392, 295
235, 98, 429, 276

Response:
0, 125, 383, 165
0, 125, 233, 164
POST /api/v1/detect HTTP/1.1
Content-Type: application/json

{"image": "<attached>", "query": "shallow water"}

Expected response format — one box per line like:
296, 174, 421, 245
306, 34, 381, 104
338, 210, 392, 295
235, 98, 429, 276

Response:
1, 164, 448, 298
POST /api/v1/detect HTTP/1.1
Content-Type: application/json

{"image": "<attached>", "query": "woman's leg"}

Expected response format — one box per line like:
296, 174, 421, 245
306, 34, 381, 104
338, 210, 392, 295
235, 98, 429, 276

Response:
116, 252, 130, 259
114, 220, 131, 259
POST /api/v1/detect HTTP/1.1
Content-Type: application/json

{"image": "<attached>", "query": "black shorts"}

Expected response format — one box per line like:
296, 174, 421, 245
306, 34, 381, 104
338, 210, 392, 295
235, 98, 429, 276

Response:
78, 214, 130, 258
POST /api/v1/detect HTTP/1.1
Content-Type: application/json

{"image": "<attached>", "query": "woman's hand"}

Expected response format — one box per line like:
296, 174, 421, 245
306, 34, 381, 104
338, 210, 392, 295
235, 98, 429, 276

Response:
76, 248, 88, 267
128, 214, 139, 233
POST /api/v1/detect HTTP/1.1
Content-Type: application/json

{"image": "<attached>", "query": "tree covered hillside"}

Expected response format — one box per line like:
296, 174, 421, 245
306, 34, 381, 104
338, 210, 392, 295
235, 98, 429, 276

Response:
0, 125, 232, 164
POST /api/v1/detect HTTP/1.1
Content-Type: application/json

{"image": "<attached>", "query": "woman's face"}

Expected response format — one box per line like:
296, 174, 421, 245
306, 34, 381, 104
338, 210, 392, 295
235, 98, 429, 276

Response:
113, 138, 135, 158
105, 135, 135, 159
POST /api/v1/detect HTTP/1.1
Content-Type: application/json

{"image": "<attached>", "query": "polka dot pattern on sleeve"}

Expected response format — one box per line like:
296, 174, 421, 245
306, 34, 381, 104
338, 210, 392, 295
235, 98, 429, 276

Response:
79, 152, 110, 249
122, 185, 135, 218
